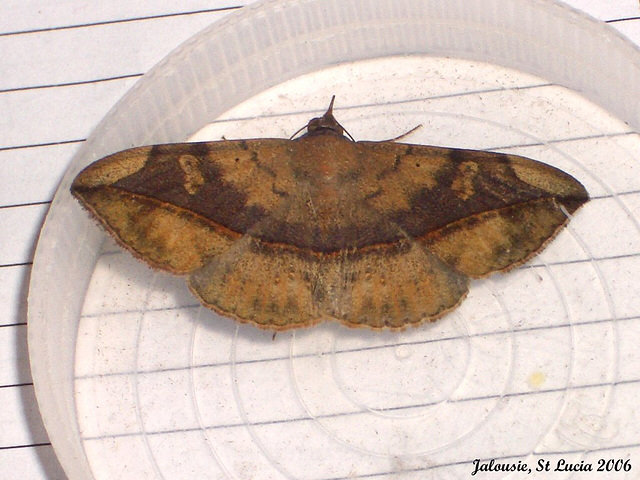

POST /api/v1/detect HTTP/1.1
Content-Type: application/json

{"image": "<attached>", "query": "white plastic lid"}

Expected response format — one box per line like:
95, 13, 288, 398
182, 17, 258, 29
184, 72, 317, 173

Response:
29, 0, 640, 478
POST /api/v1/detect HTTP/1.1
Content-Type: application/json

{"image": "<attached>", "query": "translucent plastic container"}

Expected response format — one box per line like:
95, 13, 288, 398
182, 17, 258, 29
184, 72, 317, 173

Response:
29, 0, 640, 478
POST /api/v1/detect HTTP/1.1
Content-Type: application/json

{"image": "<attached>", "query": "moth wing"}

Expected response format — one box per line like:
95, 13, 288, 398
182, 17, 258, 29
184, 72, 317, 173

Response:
188, 190, 470, 331
71, 140, 295, 274
316, 240, 470, 330
187, 236, 321, 330
357, 141, 589, 277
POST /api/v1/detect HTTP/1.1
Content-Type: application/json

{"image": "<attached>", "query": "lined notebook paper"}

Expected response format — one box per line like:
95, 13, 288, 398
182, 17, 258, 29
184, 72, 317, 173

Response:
2, 1, 640, 479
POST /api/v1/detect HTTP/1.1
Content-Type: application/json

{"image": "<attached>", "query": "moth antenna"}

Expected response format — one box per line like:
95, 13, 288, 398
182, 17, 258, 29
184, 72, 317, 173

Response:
289, 125, 307, 140
385, 124, 422, 142
343, 126, 356, 142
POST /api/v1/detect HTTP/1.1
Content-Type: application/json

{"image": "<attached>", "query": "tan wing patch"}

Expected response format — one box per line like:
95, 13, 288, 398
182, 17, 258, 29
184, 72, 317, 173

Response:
73, 188, 236, 274
178, 154, 206, 195
188, 238, 320, 330
422, 198, 570, 278
315, 242, 469, 330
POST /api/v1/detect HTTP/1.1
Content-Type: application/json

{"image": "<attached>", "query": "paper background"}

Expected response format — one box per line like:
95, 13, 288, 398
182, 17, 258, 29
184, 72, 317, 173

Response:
2, 1, 640, 478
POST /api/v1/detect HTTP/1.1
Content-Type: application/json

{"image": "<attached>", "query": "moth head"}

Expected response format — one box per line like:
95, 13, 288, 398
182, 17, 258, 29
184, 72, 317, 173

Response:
298, 96, 354, 141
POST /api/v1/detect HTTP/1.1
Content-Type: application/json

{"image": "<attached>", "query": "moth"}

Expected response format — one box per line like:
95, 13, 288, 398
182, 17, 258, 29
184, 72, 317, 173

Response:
71, 97, 589, 331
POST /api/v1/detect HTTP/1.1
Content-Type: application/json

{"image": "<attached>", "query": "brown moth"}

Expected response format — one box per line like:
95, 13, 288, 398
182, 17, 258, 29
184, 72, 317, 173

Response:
71, 97, 589, 331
